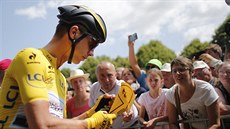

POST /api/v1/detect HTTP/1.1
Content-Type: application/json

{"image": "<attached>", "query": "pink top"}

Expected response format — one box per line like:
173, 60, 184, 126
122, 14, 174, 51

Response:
66, 97, 90, 117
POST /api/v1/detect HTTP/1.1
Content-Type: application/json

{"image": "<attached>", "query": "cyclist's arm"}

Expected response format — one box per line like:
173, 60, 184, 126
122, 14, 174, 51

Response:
25, 100, 88, 129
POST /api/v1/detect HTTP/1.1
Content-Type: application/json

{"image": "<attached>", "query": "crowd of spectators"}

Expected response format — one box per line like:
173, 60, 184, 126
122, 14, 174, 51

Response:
64, 40, 230, 129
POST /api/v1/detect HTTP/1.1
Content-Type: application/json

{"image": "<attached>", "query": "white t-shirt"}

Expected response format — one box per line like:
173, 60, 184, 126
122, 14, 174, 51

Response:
166, 79, 219, 129
89, 80, 138, 129
138, 88, 169, 129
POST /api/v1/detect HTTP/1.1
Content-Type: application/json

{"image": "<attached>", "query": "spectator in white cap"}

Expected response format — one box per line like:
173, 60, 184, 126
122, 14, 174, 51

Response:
161, 63, 175, 88
193, 60, 219, 87
66, 69, 91, 118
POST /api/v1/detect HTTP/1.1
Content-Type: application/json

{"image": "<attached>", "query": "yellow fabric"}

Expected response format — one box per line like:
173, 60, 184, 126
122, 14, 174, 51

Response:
109, 82, 135, 114
86, 111, 116, 129
86, 95, 112, 117
0, 48, 67, 129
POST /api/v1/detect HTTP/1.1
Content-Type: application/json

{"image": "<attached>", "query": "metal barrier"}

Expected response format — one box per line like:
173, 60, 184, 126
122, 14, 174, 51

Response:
123, 114, 230, 129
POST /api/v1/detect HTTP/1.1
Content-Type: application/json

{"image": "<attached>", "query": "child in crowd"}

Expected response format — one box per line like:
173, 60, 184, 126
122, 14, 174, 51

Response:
122, 68, 147, 99
138, 68, 169, 129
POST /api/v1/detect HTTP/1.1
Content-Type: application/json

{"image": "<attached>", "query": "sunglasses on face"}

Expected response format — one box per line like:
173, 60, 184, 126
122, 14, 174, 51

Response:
85, 32, 99, 51
146, 65, 159, 70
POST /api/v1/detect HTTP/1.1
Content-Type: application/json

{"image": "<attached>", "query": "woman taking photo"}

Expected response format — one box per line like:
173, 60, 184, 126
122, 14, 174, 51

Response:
166, 56, 220, 129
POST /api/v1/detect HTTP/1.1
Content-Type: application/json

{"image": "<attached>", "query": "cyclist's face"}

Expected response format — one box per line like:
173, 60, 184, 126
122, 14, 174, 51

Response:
87, 34, 99, 54
72, 35, 98, 64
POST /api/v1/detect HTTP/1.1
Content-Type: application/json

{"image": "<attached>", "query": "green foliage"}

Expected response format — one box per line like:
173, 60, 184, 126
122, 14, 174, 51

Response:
180, 39, 209, 58
136, 40, 176, 68
60, 68, 70, 78
212, 14, 230, 44
79, 57, 100, 83
60, 13, 230, 85
211, 14, 230, 51
113, 56, 130, 68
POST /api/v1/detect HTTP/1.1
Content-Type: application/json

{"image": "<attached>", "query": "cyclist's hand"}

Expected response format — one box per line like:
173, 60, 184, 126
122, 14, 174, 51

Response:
86, 94, 114, 117
86, 111, 116, 129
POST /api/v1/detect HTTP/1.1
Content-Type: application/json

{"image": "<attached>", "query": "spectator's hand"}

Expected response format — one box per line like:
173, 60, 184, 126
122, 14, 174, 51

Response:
199, 53, 219, 67
86, 111, 116, 129
122, 110, 133, 122
143, 119, 157, 129
128, 35, 134, 47
86, 94, 115, 117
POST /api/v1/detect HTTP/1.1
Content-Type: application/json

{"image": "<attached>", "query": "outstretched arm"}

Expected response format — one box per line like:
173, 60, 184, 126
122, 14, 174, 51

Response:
128, 35, 141, 78
25, 100, 116, 129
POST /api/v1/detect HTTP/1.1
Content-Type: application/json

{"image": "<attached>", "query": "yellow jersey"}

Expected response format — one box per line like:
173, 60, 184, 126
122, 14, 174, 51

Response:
0, 48, 67, 129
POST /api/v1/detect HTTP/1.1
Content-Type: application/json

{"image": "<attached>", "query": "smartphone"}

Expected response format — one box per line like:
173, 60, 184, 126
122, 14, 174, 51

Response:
129, 33, 138, 42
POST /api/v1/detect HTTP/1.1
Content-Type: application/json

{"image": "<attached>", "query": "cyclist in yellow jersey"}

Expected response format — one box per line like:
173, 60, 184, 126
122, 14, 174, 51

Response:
0, 5, 116, 129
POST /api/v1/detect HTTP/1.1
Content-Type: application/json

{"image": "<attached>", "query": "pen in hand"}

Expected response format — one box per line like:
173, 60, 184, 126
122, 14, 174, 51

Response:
100, 89, 106, 94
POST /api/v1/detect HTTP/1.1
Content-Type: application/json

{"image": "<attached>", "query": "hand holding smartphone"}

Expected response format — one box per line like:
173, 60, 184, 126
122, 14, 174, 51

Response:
129, 33, 138, 42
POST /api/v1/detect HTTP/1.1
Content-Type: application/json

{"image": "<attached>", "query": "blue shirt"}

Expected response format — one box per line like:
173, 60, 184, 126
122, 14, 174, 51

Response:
137, 70, 149, 91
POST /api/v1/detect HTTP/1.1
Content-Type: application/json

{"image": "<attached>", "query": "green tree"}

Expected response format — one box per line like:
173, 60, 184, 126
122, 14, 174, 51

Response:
61, 40, 177, 82
211, 14, 230, 51
79, 57, 100, 83
136, 40, 176, 68
60, 68, 70, 78
113, 56, 129, 68
180, 39, 209, 59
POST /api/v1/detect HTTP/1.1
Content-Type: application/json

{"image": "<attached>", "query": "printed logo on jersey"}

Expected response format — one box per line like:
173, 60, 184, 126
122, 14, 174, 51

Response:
44, 76, 54, 85
0, 85, 20, 129
48, 91, 64, 118
26, 73, 46, 88
46, 54, 53, 62
48, 66, 54, 74
28, 73, 44, 81
27, 52, 40, 64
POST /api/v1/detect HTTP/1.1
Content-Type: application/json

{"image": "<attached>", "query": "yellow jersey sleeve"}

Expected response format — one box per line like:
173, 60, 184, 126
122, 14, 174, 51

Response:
0, 48, 67, 128
12, 48, 49, 103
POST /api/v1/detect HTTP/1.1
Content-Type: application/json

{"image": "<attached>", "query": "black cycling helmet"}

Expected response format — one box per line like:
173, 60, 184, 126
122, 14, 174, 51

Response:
57, 5, 107, 43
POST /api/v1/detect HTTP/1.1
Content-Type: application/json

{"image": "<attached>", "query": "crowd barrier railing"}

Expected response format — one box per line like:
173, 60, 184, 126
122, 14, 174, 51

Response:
123, 114, 230, 129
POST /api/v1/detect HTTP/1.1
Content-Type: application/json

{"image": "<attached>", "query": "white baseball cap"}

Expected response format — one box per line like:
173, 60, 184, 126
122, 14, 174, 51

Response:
67, 69, 89, 82
193, 61, 210, 70
161, 63, 171, 72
